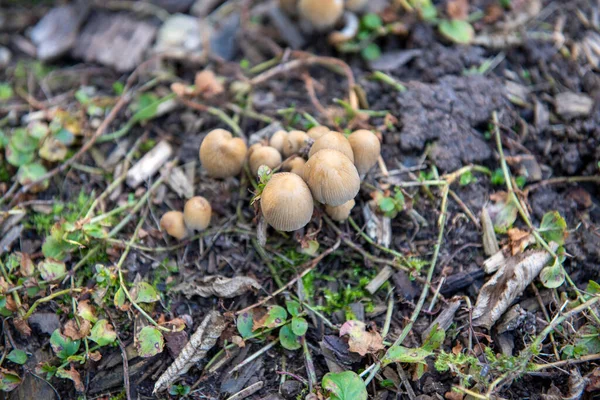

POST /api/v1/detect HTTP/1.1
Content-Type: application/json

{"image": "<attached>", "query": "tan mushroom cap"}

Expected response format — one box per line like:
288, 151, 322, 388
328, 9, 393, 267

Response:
160, 211, 187, 240
261, 172, 314, 231
269, 130, 288, 154
345, 0, 368, 12
183, 196, 212, 231
283, 156, 306, 179
249, 146, 283, 176
308, 131, 354, 163
307, 126, 330, 140
283, 130, 309, 157
298, 0, 344, 31
347, 129, 381, 175
304, 149, 360, 206
199, 129, 248, 178
248, 143, 263, 157
325, 199, 355, 221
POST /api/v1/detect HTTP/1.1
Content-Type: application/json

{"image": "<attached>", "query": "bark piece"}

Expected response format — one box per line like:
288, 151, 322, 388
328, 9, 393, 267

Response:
555, 92, 594, 119
421, 300, 461, 342
481, 208, 499, 256
153, 311, 226, 393
73, 12, 157, 72
365, 266, 393, 295
472, 243, 558, 329
126, 140, 173, 188
173, 275, 261, 299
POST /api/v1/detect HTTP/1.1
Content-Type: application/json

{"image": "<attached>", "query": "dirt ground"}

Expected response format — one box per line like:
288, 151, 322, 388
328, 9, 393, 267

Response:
0, 0, 599, 399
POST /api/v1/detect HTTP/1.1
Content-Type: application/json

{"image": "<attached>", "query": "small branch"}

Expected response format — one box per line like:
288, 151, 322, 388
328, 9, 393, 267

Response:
23, 289, 85, 320
229, 339, 279, 374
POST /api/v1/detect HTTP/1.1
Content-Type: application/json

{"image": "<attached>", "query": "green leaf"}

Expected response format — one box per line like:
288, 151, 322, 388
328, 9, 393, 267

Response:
539, 256, 565, 289
574, 325, 600, 354
89, 320, 117, 347
236, 310, 254, 339
7, 350, 27, 365
113, 81, 125, 95
0, 368, 21, 392
279, 324, 301, 350
422, 325, 445, 351
17, 163, 49, 191
285, 300, 302, 317
382, 345, 433, 366
378, 197, 396, 213
361, 43, 381, 61
361, 13, 382, 30
50, 329, 80, 359
300, 240, 319, 256
255, 305, 288, 330
322, 371, 368, 400
585, 280, 600, 295
459, 171, 476, 186
133, 282, 159, 303
37, 259, 66, 281
0, 83, 13, 100
114, 287, 127, 310
82, 223, 107, 239
39, 137, 67, 162
6, 143, 34, 167
416, 1, 437, 21
136, 326, 164, 358
55, 365, 83, 392
491, 168, 505, 185
439, 20, 474, 44
10, 128, 38, 153
291, 317, 308, 336
53, 128, 75, 146
538, 211, 567, 245
42, 235, 70, 260
486, 194, 518, 234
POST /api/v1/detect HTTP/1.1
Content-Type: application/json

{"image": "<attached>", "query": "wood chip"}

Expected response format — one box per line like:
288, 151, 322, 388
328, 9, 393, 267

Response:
421, 300, 461, 342
161, 165, 193, 199
481, 208, 499, 256
126, 140, 173, 188
472, 243, 558, 329
365, 266, 393, 295
555, 92, 594, 119
173, 275, 261, 298
0, 225, 23, 255
153, 311, 226, 393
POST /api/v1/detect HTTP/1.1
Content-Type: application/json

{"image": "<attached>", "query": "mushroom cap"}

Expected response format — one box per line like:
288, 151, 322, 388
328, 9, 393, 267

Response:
269, 130, 288, 154
304, 149, 360, 206
248, 143, 264, 157
249, 146, 283, 176
283, 130, 309, 157
160, 211, 188, 240
283, 156, 306, 179
308, 131, 354, 163
348, 129, 381, 175
345, 0, 368, 12
298, 0, 344, 30
183, 196, 212, 231
261, 172, 314, 231
325, 199, 355, 221
307, 126, 330, 140
199, 129, 248, 178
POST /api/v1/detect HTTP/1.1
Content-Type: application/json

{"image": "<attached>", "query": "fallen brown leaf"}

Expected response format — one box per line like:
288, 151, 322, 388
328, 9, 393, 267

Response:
447, 0, 469, 20
63, 319, 92, 340
339, 320, 384, 356
507, 228, 534, 255
173, 275, 261, 299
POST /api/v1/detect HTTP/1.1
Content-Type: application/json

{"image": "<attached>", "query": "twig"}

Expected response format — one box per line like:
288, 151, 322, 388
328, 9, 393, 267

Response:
229, 339, 278, 374
301, 335, 317, 391
105, 308, 132, 400
531, 351, 600, 371
236, 240, 340, 316
23, 288, 85, 320
525, 175, 600, 193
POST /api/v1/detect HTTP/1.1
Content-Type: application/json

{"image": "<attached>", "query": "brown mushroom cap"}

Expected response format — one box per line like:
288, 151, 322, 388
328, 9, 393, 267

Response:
347, 129, 381, 175
249, 146, 283, 176
183, 196, 212, 231
248, 143, 263, 157
308, 131, 354, 162
298, 0, 344, 31
325, 199, 355, 221
269, 130, 288, 154
199, 129, 247, 178
260, 172, 314, 231
283, 130, 309, 157
283, 156, 306, 179
160, 211, 188, 240
304, 149, 360, 206
307, 126, 330, 140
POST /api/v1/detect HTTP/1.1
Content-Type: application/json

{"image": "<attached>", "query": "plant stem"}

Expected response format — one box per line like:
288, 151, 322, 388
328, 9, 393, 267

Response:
23, 288, 85, 320
301, 335, 317, 390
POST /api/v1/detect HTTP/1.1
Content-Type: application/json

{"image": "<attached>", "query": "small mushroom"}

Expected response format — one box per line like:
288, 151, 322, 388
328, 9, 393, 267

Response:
298, 0, 344, 31
183, 196, 212, 231
329, 11, 360, 45
269, 130, 288, 154
283, 130, 309, 157
325, 199, 355, 221
199, 129, 248, 178
261, 172, 314, 231
345, 0, 368, 12
283, 156, 306, 179
307, 126, 330, 140
248, 143, 264, 157
304, 149, 360, 206
160, 211, 187, 240
249, 146, 283, 176
347, 129, 381, 175
308, 131, 354, 162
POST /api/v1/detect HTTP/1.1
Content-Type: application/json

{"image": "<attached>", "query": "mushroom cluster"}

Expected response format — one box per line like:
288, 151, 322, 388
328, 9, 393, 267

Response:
161, 126, 380, 238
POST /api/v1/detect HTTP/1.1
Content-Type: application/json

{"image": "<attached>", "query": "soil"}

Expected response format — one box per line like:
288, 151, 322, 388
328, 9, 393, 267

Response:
0, 0, 599, 399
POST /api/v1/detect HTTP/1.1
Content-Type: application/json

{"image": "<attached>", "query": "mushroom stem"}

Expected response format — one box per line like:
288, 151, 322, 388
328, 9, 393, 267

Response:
329, 12, 360, 45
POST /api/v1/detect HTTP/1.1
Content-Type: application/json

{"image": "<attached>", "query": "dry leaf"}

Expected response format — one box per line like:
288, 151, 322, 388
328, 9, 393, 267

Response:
472, 243, 558, 329
89, 351, 102, 362
173, 275, 261, 299
153, 311, 226, 393
481, 208, 499, 256
507, 228, 535, 255
452, 341, 463, 355
194, 70, 224, 98
170, 82, 194, 97
13, 318, 31, 336
63, 319, 92, 340
445, 391, 464, 400
339, 320, 384, 356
